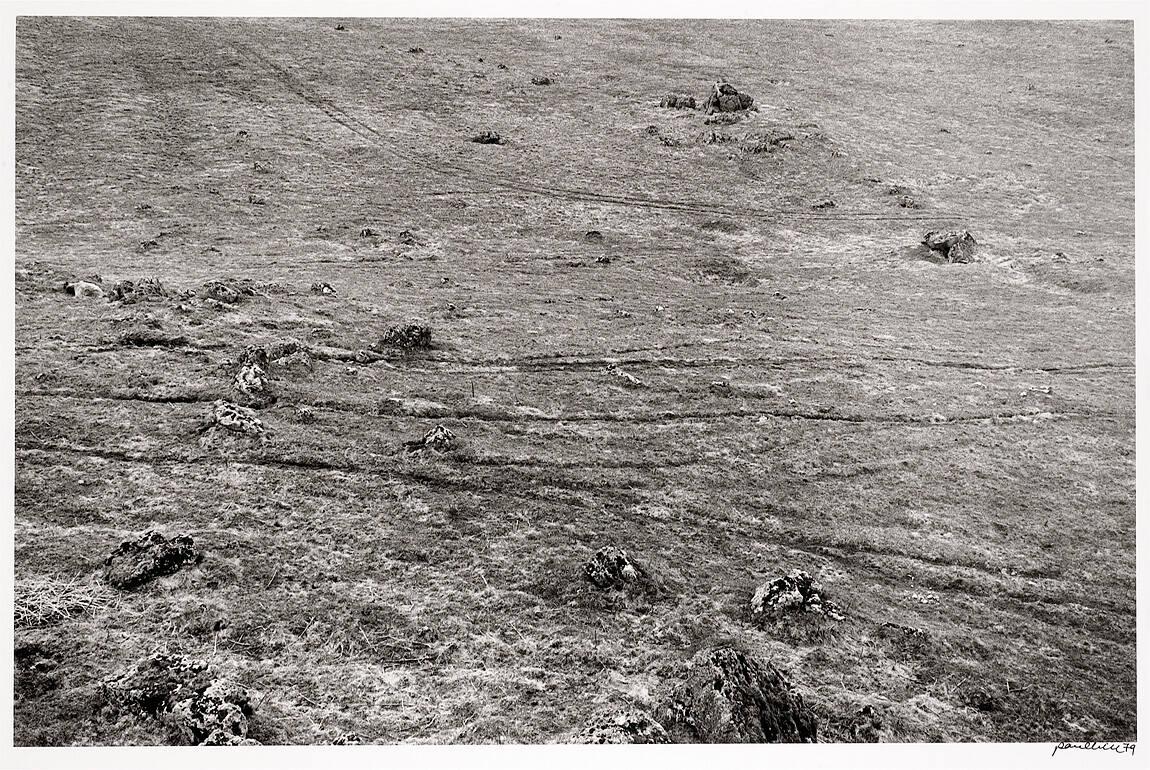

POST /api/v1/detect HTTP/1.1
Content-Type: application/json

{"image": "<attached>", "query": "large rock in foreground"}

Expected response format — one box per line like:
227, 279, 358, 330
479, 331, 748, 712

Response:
660, 646, 818, 743
102, 653, 259, 745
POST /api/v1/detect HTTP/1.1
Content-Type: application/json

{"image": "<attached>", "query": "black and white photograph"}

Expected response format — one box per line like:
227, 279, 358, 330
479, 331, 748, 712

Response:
6, 1, 1143, 765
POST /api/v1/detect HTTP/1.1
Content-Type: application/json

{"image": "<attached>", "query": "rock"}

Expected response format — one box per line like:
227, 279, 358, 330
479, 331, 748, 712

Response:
812, 199, 836, 209
531, 76, 552, 85
398, 229, 419, 245
103, 531, 198, 590
360, 227, 379, 237
569, 710, 670, 744
660, 95, 696, 109
170, 679, 255, 745
404, 424, 456, 452
595, 255, 612, 265
109, 277, 170, 304
923, 230, 978, 263
408, 47, 425, 54
205, 400, 265, 436
584, 230, 604, 242
311, 281, 337, 295
703, 83, 754, 114
660, 646, 818, 743
102, 654, 257, 745
376, 324, 432, 351
471, 131, 505, 145
64, 280, 104, 298
102, 653, 214, 715
750, 569, 844, 622
583, 545, 646, 589
332, 732, 363, 745
232, 360, 271, 401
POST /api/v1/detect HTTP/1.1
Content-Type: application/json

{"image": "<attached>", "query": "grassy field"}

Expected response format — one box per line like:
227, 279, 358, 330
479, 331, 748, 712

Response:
13, 17, 1135, 744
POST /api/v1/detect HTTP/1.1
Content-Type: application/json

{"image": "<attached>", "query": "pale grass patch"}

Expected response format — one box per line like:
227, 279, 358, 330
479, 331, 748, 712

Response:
15, 575, 115, 627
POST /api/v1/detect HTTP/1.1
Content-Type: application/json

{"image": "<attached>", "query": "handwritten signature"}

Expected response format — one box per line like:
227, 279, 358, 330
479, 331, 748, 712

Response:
1052, 742, 1136, 757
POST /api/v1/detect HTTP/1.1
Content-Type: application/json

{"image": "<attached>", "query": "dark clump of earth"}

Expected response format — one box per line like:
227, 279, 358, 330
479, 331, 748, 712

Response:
471, 131, 505, 145
103, 531, 199, 590
658, 646, 818, 743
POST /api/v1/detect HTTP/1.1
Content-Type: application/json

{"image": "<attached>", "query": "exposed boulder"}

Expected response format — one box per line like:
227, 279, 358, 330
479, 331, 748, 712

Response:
531, 76, 552, 86
311, 281, 337, 295
64, 280, 104, 298
376, 324, 432, 351
750, 569, 844, 622
583, 545, 649, 590
923, 230, 977, 263
660, 646, 818, 743
102, 653, 258, 745
404, 424, 457, 452
103, 531, 198, 590
170, 679, 258, 745
702, 83, 754, 115
569, 710, 670, 744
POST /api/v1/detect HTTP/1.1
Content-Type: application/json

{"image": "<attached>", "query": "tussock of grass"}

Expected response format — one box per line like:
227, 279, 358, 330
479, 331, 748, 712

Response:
15, 575, 114, 627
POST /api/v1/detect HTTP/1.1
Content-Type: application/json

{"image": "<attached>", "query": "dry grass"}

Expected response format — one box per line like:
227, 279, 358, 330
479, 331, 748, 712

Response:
15, 576, 116, 628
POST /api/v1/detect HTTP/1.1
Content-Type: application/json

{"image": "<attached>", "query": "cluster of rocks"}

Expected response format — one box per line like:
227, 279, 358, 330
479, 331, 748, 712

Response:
102, 653, 258, 745
923, 230, 978, 263
750, 569, 845, 623
103, 531, 198, 590
376, 323, 432, 351
403, 424, 457, 453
